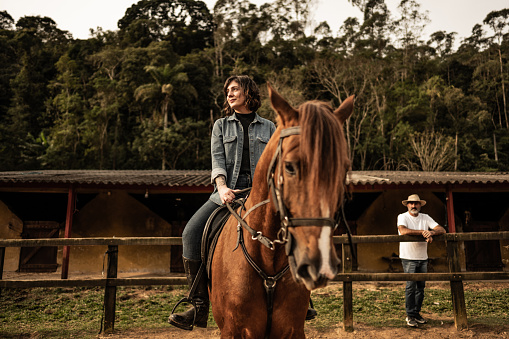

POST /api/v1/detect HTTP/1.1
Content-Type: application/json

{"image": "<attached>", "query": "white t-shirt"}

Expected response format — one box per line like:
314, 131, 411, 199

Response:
397, 211, 439, 260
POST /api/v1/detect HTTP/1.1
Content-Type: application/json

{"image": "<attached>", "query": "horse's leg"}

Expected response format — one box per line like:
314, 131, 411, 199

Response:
270, 275, 309, 339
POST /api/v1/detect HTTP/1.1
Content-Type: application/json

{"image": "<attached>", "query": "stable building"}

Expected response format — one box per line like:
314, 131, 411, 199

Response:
0, 170, 508, 276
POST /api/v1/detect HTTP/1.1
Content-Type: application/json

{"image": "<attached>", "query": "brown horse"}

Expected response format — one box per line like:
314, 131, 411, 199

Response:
210, 83, 354, 338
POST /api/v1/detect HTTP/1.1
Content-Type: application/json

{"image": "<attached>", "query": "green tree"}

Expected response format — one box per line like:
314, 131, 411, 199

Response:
0, 16, 70, 170
393, 0, 430, 80
133, 117, 210, 169
118, 0, 213, 53
41, 53, 86, 168
0, 11, 17, 119
82, 47, 128, 169
0, 10, 14, 30
134, 62, 197, 169
483, 9, 509, 129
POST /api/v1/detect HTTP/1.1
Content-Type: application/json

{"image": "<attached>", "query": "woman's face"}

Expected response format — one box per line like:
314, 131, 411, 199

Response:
226, 80, 250, 113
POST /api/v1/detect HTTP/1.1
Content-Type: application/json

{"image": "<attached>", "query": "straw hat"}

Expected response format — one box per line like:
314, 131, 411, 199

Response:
402, 194, 426, 206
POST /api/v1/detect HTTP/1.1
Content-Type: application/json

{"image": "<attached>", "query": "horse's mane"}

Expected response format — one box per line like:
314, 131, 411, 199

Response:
298, 100, 347, 209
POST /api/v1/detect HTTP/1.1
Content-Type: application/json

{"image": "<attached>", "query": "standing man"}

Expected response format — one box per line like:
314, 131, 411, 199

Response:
397, 194, 446, 327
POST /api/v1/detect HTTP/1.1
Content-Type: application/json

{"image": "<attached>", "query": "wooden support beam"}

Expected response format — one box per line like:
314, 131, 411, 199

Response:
342, 243, 353, 332
446, 186, 456, 233
445, 185, 467, 329
61, 186, 76, 279
103, 245, 118, 334
447, 240, 468, 330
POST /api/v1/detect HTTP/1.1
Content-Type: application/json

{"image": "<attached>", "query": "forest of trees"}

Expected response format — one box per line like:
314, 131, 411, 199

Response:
0, 0, 508, 172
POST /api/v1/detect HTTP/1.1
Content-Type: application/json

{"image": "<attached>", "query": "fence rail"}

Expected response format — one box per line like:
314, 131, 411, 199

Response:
1, 231, 507, 247
1, 231, 508, 333
1, 272, 508, 289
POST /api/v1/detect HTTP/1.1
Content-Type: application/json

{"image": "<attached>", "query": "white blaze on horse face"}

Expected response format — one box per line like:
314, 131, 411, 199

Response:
317, 199, 336, 279
318, 227, 336, 279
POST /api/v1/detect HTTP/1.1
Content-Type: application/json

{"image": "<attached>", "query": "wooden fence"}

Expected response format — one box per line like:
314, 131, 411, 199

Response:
1, 232, 508, 333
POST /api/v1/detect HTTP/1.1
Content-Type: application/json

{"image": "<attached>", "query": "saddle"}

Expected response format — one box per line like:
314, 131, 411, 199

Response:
200, 200, 241, 284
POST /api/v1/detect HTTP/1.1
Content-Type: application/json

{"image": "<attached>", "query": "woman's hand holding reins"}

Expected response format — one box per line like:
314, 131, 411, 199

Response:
215, 175, 243, 204
216, 175, 233, 204
218, 185, 236, 204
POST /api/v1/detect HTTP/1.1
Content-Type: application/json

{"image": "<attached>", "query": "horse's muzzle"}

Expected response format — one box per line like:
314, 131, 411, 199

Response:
288, 248, 340, 291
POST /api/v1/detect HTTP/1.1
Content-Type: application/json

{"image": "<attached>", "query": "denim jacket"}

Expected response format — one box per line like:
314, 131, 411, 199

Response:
209, 112, 276, 205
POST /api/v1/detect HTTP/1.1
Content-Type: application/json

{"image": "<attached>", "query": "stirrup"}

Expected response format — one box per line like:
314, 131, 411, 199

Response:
170, 297, 198, 329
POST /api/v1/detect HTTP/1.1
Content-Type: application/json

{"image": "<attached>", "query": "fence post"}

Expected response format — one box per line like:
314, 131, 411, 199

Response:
0, 247, 4, 296
342, 243, 354, 332
446, 239, 468, 330
103, 245, 118, 333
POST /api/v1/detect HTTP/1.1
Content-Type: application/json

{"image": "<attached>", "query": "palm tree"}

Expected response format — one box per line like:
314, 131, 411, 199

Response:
134, 63, 198, 169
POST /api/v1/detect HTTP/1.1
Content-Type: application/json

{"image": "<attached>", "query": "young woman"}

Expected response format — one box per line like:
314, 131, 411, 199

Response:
169, 75, 276, 330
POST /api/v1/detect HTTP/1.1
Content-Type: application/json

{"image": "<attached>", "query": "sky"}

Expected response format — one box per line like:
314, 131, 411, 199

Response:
2, 0, 508, 44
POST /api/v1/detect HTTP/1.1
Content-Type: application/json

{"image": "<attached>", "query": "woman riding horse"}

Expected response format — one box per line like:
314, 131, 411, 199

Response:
168, 76, 317, 331
210, 84, 354, 337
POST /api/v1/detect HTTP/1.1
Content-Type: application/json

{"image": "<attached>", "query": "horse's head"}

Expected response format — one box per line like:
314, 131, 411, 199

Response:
267, 83, 353, 290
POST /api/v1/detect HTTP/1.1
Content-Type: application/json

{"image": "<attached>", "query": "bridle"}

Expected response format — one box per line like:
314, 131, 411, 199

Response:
227, 126, 340, 252
266, 126, 338, 255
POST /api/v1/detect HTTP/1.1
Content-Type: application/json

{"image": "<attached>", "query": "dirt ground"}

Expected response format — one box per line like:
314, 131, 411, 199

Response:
98, 281, 509, 339
99, 323, 509, 339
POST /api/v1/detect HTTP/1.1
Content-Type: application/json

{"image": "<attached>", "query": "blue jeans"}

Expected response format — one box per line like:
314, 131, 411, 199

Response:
401, 259, 428, 318
182, 173, 251, 260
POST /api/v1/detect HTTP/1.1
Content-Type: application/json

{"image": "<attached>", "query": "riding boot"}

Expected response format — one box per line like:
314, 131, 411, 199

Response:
168, 257, 210, 331
306, 298, 318, 320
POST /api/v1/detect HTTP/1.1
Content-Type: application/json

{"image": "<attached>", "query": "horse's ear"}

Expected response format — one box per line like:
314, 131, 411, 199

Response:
334, 95, 354, 124
267, 82, 298, 125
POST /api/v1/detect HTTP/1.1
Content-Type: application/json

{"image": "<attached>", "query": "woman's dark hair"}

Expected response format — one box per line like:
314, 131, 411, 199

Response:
222, 75, 261, 116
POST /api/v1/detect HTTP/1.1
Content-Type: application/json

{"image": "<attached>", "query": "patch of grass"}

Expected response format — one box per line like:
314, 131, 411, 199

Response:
464, 289, 509, 326
0, 287, 105, 338
308, 283, 509, 332
1, 283, 508, 337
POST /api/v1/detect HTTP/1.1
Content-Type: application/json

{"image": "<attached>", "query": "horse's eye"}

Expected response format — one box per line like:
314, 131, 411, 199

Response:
284, 162, 296, 175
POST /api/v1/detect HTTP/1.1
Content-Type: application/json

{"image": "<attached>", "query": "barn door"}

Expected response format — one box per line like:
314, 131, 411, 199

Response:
18, 221, 61, 272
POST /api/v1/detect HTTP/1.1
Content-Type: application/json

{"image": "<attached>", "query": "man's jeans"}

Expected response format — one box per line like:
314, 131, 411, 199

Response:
401, 259, 428, 318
